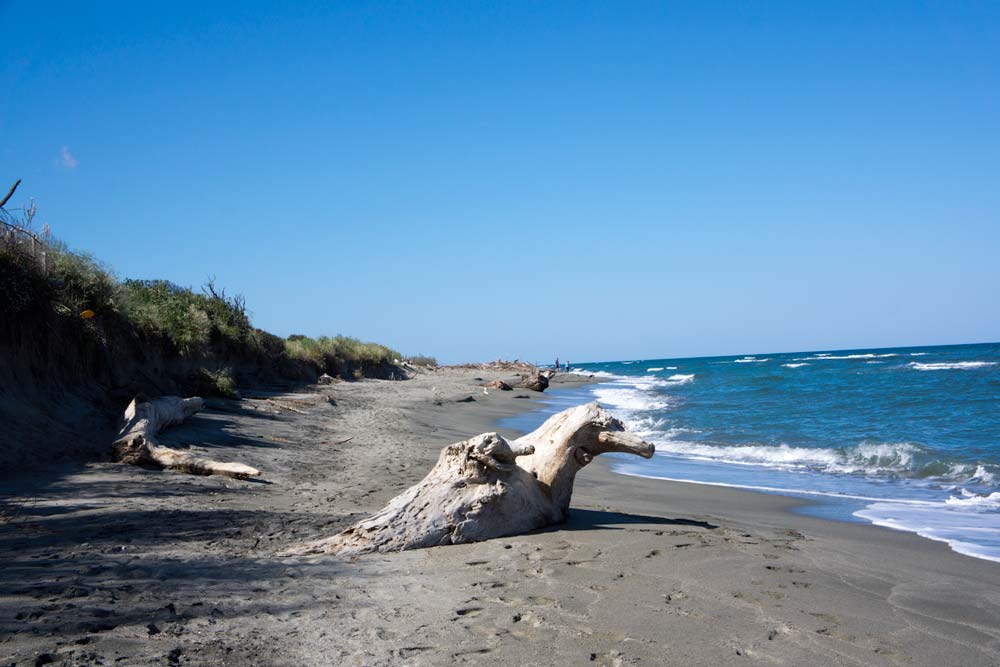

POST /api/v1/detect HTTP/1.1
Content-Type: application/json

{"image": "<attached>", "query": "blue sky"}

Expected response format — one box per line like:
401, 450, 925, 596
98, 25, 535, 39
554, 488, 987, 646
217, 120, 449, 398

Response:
2, 1, 998, 364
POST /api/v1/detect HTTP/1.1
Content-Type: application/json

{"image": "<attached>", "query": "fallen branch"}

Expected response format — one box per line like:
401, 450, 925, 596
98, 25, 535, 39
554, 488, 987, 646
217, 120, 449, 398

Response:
112, 396, 260, 479
0, 179, 20, 209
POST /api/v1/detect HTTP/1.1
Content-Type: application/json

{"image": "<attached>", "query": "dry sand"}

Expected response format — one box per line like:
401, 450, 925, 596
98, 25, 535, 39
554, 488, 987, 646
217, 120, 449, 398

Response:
2, 368, 998, 666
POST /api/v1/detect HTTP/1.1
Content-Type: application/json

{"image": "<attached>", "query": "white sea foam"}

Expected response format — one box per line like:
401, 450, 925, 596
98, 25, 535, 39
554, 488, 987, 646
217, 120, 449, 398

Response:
782, 363, 809, 368
666, 374, 695, 384
636, 434, 1000, 482
909, 361, 997, 371
795, 353, 898, 361
855, 501, 1000, 563
944, 489, 1000, 509
591, 384, 671, 412
910, 352, 930, 356
969, 465, 997, 485
647, 367, 664, 372
734, 357, 769, 363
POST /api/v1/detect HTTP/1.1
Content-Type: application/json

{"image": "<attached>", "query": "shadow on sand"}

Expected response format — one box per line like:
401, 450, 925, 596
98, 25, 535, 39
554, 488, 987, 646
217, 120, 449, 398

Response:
557, 508, 717, 532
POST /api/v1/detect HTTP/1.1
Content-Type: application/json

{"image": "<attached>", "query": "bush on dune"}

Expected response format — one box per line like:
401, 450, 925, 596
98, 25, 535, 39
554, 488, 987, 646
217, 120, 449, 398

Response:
0, 191, 418, 397
117, 278, 258, 357
285, 334, 401, 378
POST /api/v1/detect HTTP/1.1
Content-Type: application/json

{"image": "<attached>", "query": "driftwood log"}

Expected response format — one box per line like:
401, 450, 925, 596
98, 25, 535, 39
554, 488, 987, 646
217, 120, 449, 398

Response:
518, 369, 553, 392
112, 396, 260, 479
289, 401, 653, 556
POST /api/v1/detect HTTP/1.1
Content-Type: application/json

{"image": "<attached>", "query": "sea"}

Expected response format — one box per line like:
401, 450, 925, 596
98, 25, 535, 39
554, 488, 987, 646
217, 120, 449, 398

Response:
499, 342, 1000, 563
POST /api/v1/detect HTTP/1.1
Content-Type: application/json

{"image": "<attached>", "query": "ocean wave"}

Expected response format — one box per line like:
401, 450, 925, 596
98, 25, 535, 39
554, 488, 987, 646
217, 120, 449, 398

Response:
591, 385, 671, 412
733, 357, 769, 363
910, 352, 929, 356
575, 369, 621, 378
666, 373, 695, 384
641, 435, 1000, 483
969, 465, 996, 485
794, 353, 898, 361
646, 367, 664, 372
944, 489, 1000, 510
909, 361, 997, 371
782, 363, 809, 368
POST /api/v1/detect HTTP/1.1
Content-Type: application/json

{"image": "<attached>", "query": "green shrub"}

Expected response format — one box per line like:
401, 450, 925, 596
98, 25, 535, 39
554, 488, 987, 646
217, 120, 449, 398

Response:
406, 355, 437, 367
283, 334, 401, 378
118, 280, 212, 355
48, 244, 118, 317
117, 279, 259, 357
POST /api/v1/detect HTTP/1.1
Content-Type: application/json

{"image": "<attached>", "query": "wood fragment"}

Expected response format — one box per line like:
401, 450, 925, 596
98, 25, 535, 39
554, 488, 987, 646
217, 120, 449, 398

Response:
260, 399, 309, 414
0, 179, 20, 209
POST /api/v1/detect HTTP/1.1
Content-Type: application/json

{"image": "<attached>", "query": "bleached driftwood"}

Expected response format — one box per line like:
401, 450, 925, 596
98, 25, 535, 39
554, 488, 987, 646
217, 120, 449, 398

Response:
112, 396, 260, 479
290, 401, 653, 555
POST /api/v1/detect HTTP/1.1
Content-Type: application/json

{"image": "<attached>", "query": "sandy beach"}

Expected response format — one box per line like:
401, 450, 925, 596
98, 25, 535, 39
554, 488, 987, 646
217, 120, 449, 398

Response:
2, 368, 999, 666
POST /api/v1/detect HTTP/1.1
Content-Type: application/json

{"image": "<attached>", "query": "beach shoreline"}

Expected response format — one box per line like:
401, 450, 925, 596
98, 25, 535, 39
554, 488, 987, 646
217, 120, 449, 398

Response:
2, 368, 998, 666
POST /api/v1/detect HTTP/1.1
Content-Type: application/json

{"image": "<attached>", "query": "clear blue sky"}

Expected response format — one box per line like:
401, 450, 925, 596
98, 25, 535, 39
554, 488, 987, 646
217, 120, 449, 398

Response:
2, 1, 998, 364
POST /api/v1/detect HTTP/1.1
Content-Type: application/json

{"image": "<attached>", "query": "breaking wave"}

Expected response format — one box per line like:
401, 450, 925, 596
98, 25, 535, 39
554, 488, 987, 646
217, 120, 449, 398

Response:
794, 353, 898, 361
909, 361, 997, 371
641, 437, 999, 482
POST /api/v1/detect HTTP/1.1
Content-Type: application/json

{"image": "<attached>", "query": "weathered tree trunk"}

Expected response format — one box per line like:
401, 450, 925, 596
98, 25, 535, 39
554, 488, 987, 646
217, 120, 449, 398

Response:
518, 369, 552, 392
112, 396, 261, 479
288, 401, 653, 556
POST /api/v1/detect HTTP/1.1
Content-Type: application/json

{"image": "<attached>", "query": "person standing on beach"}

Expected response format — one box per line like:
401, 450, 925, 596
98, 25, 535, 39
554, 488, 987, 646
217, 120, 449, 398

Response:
555, 357, 559, 372
565, 360, 570, 372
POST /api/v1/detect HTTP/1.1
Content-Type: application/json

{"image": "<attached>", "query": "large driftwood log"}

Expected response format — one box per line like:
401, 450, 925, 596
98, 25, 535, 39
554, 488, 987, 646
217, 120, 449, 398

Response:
518, 369, 552, 392
112, 396, 261, 479
289, 401, 653, 556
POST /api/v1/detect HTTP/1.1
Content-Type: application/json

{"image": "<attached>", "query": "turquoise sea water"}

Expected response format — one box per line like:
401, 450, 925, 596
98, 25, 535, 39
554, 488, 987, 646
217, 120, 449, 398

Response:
500, 342, 1000, 563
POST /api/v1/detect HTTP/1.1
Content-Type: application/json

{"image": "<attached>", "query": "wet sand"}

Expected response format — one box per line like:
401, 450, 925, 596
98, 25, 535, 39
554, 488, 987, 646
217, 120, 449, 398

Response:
1, 368, 998, 666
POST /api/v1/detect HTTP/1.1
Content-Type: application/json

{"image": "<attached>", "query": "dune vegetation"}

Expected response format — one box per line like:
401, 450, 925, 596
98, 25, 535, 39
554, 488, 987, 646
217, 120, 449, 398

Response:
0, 187, 410, 401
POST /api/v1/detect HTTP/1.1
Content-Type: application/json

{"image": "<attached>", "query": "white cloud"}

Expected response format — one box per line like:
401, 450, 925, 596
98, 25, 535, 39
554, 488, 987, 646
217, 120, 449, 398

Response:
59, 146, 77, 169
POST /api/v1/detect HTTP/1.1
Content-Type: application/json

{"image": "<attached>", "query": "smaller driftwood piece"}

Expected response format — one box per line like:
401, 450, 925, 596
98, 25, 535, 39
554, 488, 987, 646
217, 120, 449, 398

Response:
288, 401, 653, 556
112, 396, 260, 479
